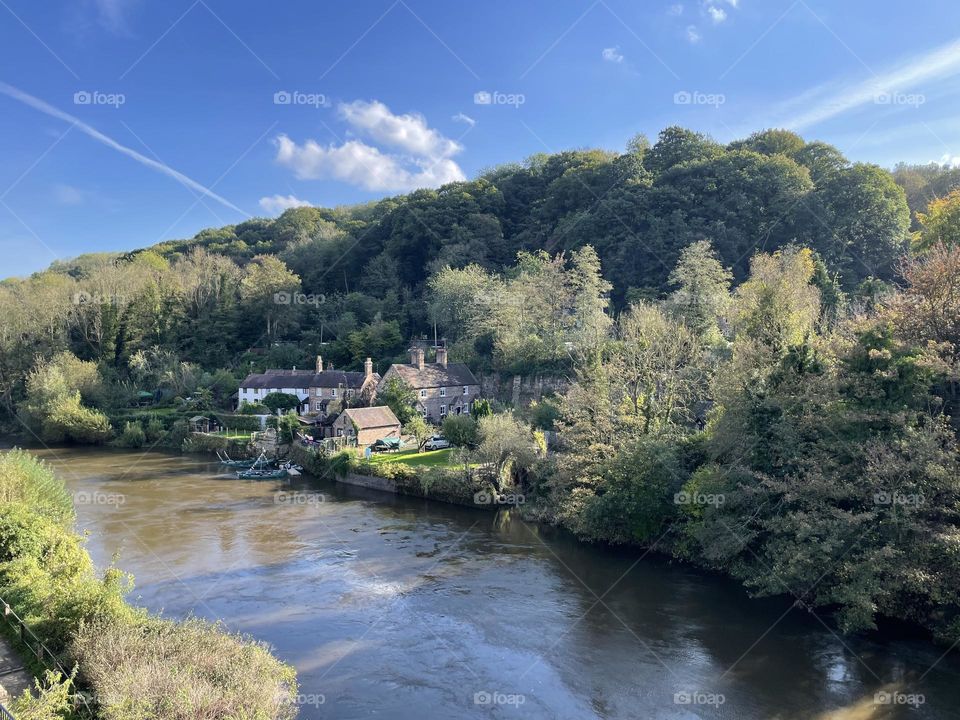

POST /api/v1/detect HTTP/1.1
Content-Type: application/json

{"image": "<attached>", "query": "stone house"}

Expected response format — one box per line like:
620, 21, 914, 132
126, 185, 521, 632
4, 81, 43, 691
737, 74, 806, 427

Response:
378, 346, 480, 423
331, 406, 402, 447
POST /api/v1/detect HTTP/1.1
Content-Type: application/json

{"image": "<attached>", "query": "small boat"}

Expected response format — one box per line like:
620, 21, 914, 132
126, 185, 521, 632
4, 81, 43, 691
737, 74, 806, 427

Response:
237, 467, 289, 480
220, 451, 275, 469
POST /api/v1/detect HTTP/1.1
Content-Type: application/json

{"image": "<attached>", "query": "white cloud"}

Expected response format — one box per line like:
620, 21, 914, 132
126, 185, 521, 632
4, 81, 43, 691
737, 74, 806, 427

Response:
602, 46, 625, 64
259, 194, 311, 214
707, 6, 727, 23
451, 112, 476, 127
0, 81, 247, 215
686, 25, 702, 43
939, 153, 960, 168
777, 37, 960, 130
274, 100, 466, 193
668, 4, 684, 16
339, 100, 461, 160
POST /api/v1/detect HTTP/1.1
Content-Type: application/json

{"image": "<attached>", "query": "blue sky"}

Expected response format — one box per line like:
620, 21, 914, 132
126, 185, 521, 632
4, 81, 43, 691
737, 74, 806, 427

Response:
3, 0, 960, 277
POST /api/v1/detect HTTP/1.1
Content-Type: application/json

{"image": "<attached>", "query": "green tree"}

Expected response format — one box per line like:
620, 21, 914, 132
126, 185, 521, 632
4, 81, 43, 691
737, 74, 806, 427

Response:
379, 377, 418, 425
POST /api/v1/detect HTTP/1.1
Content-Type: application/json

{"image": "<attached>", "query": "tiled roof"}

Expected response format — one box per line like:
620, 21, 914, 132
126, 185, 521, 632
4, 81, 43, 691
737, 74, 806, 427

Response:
343, 406, 400, 429
387, 362, 478, 389
240, 369, 378, 390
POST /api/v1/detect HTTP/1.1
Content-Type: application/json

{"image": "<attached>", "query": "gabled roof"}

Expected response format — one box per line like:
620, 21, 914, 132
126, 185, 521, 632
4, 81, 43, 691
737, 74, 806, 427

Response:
240, 369, 378, 390
386, 362, 478, 389
342, 406, 400, 429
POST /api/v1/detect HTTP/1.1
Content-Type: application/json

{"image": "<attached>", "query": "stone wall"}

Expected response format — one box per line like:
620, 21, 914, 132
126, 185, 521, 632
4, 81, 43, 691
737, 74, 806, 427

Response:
477, 372, 568, 407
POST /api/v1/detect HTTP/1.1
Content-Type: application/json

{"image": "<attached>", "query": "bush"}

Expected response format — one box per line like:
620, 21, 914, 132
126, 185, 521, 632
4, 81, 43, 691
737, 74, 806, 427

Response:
239, 401, 270, 415
215, 413, 262, 432
114, 421, 146, 449
0, 450, 74, 524
72, 618, 298, 720
441, 415, 478, 448
43, 393, 113, 444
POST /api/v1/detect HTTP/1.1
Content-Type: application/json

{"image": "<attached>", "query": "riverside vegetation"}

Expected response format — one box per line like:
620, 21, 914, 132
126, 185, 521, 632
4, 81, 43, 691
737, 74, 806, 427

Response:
0, 449, 297, 720
2, 127, 960, 658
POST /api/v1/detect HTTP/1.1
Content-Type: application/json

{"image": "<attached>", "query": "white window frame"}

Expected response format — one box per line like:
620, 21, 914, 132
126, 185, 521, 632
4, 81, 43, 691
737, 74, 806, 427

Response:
439, 404, 447, 417
439, 387, 446, 397
420, 389, 427, 398
463, 386, 469, 395
331, 388, 337, 398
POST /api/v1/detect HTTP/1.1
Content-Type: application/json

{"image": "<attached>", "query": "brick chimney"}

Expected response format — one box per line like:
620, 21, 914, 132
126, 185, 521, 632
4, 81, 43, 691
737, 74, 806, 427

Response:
410, 347, 425, 370
316, 355, 323, 373
436, 346, 448, 367
327, 361, 334, 371
364, 357, 373, 378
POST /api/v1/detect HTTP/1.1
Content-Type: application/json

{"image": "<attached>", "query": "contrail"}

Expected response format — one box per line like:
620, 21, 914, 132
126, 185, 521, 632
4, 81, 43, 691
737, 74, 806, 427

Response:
779, 37, 960, 130
0, 81, 248, 216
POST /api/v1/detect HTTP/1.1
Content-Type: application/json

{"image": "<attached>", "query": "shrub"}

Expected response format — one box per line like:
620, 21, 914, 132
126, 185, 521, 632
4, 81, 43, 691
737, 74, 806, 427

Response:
43, 393, 113, 444
72, 617, 298, 720
0, 451, 73, 523
114, 421, 146, 449
441, 415, 478, 448
214, 414, 261, 432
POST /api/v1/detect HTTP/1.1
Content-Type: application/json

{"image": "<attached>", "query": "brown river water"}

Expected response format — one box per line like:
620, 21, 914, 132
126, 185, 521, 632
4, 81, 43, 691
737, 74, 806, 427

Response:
15, 446, 960, 719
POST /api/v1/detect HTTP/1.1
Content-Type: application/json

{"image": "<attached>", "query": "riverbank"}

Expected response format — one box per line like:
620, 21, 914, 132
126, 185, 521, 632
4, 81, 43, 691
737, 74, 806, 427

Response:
0, 448, 298, 720
38, 445, 960, 720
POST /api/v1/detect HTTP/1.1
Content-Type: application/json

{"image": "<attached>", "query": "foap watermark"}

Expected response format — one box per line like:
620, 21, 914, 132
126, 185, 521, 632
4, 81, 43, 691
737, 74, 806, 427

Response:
291, 692, 325, 708
673, 691, 725, 706
874, 491, 925, 507
473, 691, 525, 707
74, 90, 125, 108
474, 90, 525, 108
273, 90, 328, 108
874, 690, 925, 707
72, 291, 124, 306
674, 490, 725, 507
74, 490, 125, 508
473, 490, 525, 506
874, 90, 925, 108
674, 90, 725, 108
274, 491, 326, 507
273, 291, 325, 306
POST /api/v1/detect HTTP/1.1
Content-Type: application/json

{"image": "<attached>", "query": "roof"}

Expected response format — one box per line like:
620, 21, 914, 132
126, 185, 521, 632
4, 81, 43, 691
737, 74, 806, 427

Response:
387, 362, 478, 389
189, 415, 209, 422
240, 369, 378, 390
342, 406, 401, 429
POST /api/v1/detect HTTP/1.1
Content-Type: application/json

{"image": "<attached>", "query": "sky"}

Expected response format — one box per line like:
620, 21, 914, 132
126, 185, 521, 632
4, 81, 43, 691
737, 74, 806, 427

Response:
3, 0, 960, 278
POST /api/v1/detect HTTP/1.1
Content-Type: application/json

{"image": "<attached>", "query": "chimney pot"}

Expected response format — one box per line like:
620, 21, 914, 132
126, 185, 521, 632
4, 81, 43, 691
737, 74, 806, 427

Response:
316, 355, 323, 373
364, 357, 373, 378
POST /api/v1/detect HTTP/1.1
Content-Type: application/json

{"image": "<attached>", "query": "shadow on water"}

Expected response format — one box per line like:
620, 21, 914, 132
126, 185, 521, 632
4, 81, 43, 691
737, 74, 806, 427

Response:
16, 446, 960, 720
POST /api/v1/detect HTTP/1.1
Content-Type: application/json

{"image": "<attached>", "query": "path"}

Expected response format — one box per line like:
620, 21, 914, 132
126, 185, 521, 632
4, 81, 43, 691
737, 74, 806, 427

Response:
0, 634, 33, 702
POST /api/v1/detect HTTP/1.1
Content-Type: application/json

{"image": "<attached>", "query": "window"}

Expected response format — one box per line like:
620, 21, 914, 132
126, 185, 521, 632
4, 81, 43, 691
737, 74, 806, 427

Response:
463, 386, 469, 395
420, 389, 427, 398
314, 401, 323, 412
439, 404, 447, 417
336, 428, 343, 437
331, 388, 337, 398
439, 387, 446, 397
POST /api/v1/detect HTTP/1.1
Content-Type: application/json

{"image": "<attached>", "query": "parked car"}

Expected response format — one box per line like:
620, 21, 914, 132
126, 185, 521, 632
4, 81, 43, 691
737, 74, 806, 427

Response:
424, 435, 451, 451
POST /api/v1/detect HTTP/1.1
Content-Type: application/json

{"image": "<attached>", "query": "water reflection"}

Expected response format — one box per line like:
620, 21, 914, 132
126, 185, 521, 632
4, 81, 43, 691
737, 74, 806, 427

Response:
20, 447, 960, 719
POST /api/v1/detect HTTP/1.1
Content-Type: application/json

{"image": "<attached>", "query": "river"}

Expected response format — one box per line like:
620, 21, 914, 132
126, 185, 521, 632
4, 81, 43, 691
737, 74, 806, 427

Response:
20, 447, 960, 719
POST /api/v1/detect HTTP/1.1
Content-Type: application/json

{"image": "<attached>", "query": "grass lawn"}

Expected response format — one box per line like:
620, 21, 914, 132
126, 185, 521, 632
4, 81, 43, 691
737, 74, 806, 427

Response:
211, 430, 254, 441
366, 448, 457, 468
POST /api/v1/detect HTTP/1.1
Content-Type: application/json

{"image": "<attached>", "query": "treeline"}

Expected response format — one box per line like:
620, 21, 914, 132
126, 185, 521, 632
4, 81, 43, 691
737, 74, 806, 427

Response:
0, 126, 934, 422
530, 238, 960, 641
